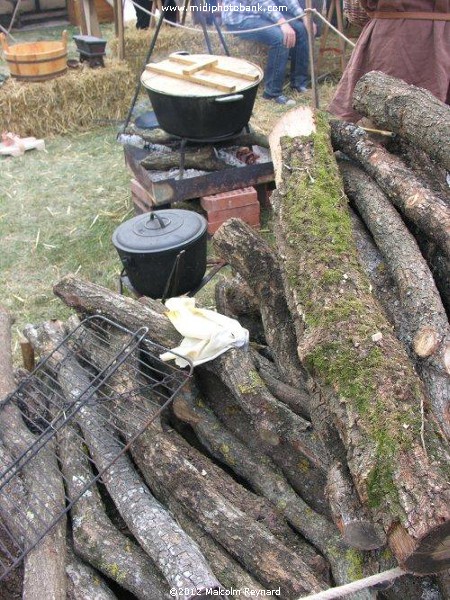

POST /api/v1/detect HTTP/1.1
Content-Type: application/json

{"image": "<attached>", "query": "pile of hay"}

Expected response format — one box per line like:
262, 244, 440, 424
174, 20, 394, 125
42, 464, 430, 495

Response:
0, 60, 134, 138
109, 26, 268, 80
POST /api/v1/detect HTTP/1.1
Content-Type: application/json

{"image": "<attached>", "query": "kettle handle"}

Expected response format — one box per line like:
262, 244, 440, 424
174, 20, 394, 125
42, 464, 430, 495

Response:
148, 211, 167, 229
215, 94, 244, 103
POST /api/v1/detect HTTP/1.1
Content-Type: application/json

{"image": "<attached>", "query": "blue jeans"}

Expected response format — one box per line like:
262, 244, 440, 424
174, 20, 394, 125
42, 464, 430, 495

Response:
227, 16, 309, 97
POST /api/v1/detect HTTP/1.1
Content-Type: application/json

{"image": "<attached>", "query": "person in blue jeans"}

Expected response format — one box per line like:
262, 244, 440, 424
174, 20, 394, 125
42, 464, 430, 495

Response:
221, 0, 313, 105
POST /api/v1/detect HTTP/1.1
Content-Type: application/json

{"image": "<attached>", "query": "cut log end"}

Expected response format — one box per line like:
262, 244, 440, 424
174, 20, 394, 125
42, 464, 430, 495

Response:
390, 521, 450, 575
413, 327, 440, 358
268, 107, 316, 186
341, 521, 386, 551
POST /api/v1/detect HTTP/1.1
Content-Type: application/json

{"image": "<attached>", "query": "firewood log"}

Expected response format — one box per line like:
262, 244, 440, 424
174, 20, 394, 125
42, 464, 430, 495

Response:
195, 367, 329, 515
53, 276, 179, 349
203, 349, 321, 456
141, 146, 230, 172
0, 306, 67, 600
214, 276, 267, 345
386, 138, 450, 202
58, 423, 171, 600
213, 218, 384, 551
352, 71, 450, 172
173, 382, 383, 589
24, 321, 222, 600
213, 221, 307, 388
330, 121, 450, 268
139, 129, 270, 149
348, 207, 403, 329
66, 550, 118, 600
338, 159, 450, 438
162, 499, 267, 593
252, 350, 311, 419
269, 108, 450, 574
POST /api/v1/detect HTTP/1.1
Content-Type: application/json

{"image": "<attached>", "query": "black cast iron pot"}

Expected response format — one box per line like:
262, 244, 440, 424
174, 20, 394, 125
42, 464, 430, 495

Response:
112, 210, 207, 299
146, 87, 259, 140
140, 54, 263, 140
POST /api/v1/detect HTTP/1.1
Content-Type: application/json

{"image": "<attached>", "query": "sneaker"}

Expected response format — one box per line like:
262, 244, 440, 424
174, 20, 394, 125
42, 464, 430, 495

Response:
262, 93, 296, 106
291, 85, 308, 93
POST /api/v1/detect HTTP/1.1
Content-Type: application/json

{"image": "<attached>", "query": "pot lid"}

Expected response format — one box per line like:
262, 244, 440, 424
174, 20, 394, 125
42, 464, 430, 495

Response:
112, 209, 207, 253
141, 53, 263, 98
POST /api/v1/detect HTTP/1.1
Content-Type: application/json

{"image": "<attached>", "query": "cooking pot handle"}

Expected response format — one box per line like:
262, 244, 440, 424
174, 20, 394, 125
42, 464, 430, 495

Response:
147, 212, 167, 229
215, 94, 244, 103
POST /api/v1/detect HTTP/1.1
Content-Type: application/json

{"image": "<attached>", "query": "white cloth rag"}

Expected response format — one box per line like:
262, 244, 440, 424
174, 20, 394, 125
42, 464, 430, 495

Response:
160, 297, 249, 368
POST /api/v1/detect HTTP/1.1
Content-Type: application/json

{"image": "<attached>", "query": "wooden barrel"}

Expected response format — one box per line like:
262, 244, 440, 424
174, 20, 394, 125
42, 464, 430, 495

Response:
0, 31, 68, 82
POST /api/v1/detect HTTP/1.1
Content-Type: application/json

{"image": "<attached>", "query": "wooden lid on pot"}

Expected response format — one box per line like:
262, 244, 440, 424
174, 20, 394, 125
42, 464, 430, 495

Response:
141, 53, 263, 97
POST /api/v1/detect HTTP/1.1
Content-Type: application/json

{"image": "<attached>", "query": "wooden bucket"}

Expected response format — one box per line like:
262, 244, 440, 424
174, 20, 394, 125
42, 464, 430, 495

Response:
0, 31, 68, 82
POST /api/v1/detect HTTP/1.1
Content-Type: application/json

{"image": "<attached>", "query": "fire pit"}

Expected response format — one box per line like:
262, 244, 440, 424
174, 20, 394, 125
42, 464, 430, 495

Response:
124, 134, 274, 206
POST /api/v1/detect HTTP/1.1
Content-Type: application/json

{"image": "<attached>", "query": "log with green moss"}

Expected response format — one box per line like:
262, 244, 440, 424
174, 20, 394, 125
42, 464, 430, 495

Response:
269, 108, 450, 574
338, 159, 450, 439
213, 218, 385, 552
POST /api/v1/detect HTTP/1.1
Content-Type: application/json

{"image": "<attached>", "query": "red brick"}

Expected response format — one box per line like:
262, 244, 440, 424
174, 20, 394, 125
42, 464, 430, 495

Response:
207, 210, 260, 235
205, 203, 260, 223
200, 186, 258, 211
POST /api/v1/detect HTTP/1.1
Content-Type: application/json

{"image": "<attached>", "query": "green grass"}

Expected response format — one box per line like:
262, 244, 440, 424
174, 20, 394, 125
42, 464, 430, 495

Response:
0, 127, 132, 353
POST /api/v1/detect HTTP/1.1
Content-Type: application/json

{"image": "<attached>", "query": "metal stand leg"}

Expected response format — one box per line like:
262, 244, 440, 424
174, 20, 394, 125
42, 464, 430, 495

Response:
121, 8, 166, 134
192, 0, 213, 53
178, 138, 188, 180
213, 15, 230, 56
161, 250, 185, 303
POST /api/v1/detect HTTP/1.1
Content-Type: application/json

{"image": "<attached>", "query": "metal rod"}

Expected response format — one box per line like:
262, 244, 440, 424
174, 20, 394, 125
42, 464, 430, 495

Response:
121, 8, 166, 134
213, 15, 230, 56
306, 0, 319, 109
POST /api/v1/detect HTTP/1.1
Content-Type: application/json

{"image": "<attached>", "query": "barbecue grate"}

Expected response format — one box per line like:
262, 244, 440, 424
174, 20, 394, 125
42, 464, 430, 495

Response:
0, 315, 192, 582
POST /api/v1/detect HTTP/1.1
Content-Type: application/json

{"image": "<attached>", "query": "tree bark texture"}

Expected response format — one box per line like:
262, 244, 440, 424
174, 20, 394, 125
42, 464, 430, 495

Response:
352, 71, 450, 172
270, 109, 450, 574
0, 307, 67, 600
141, 146, 230, 172
213, 219, 384, 551
23, 321, 222, 600
338, 158, 450, 438
213, 219, 307, 388
58, 423, 171, 600
330, 120, 450, 266
66, 550, 118, 600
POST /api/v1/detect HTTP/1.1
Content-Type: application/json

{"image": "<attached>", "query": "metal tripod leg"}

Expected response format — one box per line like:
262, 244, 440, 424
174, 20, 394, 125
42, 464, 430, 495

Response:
121, 8, 166, 134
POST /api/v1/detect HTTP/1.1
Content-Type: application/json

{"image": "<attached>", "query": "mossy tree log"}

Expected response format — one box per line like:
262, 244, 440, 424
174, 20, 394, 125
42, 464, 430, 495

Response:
330, 121, 450, 267
352, 71, 450, 172
269, 108, 450, 574
338, 159, 450, 438
213, 218, 384, 552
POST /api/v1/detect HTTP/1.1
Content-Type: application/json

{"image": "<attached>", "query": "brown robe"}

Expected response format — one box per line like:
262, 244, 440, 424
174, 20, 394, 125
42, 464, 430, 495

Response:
328, 0, 450, 121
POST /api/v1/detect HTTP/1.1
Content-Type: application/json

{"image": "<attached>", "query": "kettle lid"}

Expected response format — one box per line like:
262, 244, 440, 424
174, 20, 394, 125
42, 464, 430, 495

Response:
112, 209, 207, 253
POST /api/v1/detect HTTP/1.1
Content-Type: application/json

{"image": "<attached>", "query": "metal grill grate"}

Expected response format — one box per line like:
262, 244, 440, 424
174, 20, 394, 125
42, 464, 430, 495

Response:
0, 315, 192, 582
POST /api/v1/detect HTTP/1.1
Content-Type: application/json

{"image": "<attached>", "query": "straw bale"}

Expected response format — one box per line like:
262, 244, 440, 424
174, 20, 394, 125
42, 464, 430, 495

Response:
0, 60, 134, 138
109, 26, 268, 80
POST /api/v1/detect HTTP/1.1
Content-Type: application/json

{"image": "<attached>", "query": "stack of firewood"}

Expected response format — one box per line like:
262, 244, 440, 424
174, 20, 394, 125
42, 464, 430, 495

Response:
0, 71, 449, 600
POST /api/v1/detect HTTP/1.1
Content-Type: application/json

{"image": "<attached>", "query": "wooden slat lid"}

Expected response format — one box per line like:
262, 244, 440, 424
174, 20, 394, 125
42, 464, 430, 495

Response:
141, 54, 263, 97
